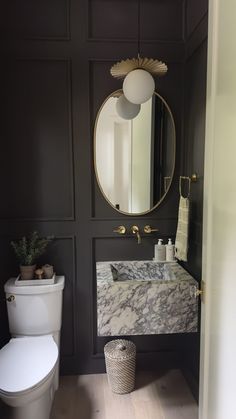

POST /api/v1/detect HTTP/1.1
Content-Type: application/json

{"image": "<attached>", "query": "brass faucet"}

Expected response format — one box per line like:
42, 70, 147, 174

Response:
131, 225, 141, 244
113, 225, 126, 234
143, 225, 159, 234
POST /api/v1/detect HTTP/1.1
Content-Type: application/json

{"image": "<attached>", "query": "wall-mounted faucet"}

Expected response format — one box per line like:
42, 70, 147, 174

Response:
143, 225, 158, 234
113, 225, 126, 234
131, 225, 141, 244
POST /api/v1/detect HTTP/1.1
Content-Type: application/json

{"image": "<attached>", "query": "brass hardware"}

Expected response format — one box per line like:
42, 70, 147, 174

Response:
113, 225, 126, 235
131, 225, 141, 244
180, 174, 198, 182
143, 225, 159, 234
193, 280, 205, 301
191, 173, 198, 182
179, 174, 198, 198
195, 288, 203, 297
110, 57, 168, 79
6, 295, 15, 303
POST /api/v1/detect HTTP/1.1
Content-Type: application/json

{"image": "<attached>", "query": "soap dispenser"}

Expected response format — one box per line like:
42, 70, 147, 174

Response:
154, 239, 166, 262
166, 238, 175, 262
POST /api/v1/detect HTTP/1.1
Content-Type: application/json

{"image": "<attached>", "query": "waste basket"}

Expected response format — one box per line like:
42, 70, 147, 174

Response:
104, 339, 136, 394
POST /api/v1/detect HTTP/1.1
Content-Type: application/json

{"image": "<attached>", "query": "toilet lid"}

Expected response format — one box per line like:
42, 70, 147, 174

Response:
0, 335, 58, 393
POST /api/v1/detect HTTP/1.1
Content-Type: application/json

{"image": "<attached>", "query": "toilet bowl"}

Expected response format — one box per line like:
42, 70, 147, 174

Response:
0, 276, 64, 418
0, 335, 58, 419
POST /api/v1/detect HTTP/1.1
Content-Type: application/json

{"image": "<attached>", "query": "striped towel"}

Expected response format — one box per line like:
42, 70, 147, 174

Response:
175, 196, 190, 262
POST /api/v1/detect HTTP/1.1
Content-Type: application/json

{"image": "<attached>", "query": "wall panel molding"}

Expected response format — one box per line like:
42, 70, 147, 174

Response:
89, 217, 178, 222
7, 0, 71, 41
87, 43, 185, 64
186, 0, 208, 39
186, 13, 208, 59
1, 58, 75, 222
49, 235, 77, 359
88, 0, 185, 43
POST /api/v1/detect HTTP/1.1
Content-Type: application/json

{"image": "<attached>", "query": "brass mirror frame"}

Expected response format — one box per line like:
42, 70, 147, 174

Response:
94, 89, 176, 216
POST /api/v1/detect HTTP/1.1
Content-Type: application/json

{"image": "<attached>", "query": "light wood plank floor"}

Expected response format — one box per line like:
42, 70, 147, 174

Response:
51, 370, 198, 419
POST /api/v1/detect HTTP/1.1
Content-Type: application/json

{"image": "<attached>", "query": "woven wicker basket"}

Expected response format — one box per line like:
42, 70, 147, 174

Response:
104, 339, 136, 394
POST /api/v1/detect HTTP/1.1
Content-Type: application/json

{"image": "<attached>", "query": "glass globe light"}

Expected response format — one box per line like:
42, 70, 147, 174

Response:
123, 69, 155, 104
116, 94, 141, 120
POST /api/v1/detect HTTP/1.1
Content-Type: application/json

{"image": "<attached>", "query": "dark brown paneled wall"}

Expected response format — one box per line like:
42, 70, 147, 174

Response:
186, 0, 208, 38
1, 59, 74, 220
181, 0, 208, 399
184, 40, 208, 280
184, 1, 208, 281
0, 0, 198, 376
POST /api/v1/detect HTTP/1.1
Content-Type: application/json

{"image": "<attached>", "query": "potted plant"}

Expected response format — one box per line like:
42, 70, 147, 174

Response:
11, 231, 52, 280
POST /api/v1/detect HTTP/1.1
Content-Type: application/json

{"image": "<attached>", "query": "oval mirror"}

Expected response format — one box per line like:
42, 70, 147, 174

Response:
94, 90, 176, 215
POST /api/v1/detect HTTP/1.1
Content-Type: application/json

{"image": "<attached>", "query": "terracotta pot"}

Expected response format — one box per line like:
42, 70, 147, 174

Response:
20, 265, 36, 280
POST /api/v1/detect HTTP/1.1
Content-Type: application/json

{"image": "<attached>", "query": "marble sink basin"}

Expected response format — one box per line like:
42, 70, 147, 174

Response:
96, 260, 198, 336
110, 260, 176, 281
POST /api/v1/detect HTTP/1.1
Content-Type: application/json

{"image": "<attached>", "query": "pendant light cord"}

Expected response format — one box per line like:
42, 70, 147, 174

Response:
137, 0, 140, 58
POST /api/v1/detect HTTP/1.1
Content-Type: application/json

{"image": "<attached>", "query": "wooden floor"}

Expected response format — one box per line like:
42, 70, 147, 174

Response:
51, 370, 198, 419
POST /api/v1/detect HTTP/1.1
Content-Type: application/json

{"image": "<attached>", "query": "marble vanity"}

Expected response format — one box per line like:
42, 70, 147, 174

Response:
96, 261, 198, 336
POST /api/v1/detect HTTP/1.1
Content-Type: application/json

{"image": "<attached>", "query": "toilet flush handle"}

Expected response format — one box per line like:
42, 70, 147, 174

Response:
6, 295, 15, 302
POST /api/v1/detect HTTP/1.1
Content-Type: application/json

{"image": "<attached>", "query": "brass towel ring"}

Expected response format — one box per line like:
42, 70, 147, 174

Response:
179, 176, 191, 198
179, 174, 198, 198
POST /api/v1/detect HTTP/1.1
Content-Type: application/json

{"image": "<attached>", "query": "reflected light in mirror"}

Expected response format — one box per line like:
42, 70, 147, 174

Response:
116, 94, 141, 120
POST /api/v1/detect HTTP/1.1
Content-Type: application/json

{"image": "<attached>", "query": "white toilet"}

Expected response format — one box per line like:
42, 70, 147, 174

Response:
0, 276, 65, 419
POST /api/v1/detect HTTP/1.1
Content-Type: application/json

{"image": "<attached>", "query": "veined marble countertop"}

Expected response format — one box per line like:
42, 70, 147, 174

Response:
96, 261, 198, 336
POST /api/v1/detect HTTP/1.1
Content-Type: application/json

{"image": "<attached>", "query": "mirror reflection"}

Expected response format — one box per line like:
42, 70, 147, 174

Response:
94, 90, 176, 215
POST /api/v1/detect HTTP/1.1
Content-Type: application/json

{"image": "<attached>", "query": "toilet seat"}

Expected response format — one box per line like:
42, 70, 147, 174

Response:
0, 335, 58, 394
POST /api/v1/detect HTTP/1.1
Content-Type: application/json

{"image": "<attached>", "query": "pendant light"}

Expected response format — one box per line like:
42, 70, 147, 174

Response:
110, 0, 168, 104
123, 68, 155, 105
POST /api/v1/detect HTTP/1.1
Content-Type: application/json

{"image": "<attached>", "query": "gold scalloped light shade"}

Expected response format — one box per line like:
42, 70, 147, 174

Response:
111, 91, 123, 98
110, 56, 168, 79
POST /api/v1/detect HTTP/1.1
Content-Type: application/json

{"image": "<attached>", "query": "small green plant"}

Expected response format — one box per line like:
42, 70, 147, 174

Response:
11, 231, 52, 266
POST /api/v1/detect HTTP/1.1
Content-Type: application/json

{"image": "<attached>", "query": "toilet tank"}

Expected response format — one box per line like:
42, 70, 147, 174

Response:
4, 276, 65, 336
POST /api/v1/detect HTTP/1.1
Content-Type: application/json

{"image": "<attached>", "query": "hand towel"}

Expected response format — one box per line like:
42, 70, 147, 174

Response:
175, 196, 190, 262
